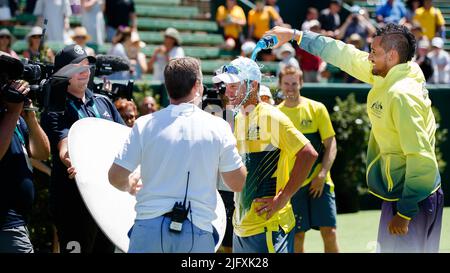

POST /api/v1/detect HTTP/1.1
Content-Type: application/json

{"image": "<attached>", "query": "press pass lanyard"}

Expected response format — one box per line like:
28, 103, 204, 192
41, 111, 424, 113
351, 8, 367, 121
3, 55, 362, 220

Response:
69, 99, 101, 119
14, 126, 25, 146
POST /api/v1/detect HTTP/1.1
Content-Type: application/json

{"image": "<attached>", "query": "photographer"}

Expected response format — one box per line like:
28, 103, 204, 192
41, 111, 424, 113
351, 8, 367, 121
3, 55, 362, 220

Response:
40, 44, 124, 253
0, 55, 50, 252
109, 57, 247, 253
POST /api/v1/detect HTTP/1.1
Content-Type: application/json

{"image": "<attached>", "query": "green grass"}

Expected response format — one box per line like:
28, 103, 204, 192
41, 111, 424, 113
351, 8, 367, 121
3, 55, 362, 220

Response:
301, 208, 450, 253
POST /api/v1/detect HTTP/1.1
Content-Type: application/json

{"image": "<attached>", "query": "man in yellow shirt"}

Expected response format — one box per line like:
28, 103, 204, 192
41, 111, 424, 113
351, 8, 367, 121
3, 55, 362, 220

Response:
248, 0, 283, 40
213, 57, 318, 253
216, 0, 246, 51
277, 65, 339, 253
413, 0, 445, 40
266, 23, 443, 252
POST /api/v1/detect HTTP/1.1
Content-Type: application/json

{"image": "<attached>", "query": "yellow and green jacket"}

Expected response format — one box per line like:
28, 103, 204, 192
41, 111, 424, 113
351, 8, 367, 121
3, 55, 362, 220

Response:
299, 31, 441, 219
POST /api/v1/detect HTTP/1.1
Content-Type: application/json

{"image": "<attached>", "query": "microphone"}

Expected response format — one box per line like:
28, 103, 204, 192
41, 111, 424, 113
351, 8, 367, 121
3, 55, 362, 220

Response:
0, 54, 24, 80
94, 55, 130, 76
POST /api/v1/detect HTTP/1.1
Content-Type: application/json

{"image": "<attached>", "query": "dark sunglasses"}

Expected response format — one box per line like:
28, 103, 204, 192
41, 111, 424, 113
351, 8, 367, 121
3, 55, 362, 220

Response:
0, 35, 11, 39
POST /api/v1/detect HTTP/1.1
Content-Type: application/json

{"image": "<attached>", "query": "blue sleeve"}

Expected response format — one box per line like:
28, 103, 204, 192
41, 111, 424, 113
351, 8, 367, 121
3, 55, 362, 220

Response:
375, 5, 385, 17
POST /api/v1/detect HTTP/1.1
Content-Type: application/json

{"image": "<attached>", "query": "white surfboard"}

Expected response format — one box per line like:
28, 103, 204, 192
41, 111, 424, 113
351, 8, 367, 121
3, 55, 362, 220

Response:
68, 117, 226, 252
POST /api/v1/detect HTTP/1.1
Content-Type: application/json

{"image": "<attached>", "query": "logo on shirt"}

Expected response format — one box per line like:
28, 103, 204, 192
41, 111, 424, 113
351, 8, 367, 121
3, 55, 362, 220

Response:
247, 125, 260, 141
370, 101, 383, 118
300, 119, 313, 128
73, 45, 85, 55
102, 111, 111, 118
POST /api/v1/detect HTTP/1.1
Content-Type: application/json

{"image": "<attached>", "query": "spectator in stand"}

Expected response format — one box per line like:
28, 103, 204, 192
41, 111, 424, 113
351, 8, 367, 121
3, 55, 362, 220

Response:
81, 0, 105, 46
318, 0, 342, 38
240, 40, 256, 58
147, 27, 185, 108
0, 28, 18, 59
275, 43, 299, 76
415, 39, 434, 82
22, 26, 54, 63
139, 96, 159, 116
296, 20, 322, 82
413, 0, 445, 40
337, 7, 375, 52
266, 0, 280, 14
248, 0, 283, 41
71, 26, 95, 56
0, 0, 12, 25
104, 0, 136, 43
375, 0, 407, 25
428, 37, 450, 84
108, 26, 132, 80
248, 0, 283, 62
33, 0, 72, 43
125, 31, 147, 80
259, 84, 274, 105
405, 0, 421, 23
216, 0, 246, 51
301, 7, 319, 32
114, 99, 138, 127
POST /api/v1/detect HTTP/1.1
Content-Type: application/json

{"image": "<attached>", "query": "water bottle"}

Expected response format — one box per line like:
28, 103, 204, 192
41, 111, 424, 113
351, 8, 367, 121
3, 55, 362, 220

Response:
251, 35, 279, 61
258, 35, 279, 49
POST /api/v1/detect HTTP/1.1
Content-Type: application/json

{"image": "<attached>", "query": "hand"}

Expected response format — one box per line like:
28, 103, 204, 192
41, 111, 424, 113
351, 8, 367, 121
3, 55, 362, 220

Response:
264, 26, 297, 49
155, 45, 167, 55
254, 189, 289, 220
60, 150, 77, 179
388, 214, 410, 235
128, 171, 142, 195
2, 80, 30, 112
309, 173, 326, 198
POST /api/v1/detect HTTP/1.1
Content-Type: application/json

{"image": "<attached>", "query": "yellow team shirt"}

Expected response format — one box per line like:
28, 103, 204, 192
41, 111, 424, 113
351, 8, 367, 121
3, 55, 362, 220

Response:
233, 103, 310, 237
413, 7, 445, 40
216, 5, 246, 39
278, 98, 336, 189
248, 6, 281, 39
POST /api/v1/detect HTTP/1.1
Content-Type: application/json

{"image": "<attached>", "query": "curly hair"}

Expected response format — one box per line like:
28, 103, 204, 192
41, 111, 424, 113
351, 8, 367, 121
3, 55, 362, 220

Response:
376, 23, 416, 63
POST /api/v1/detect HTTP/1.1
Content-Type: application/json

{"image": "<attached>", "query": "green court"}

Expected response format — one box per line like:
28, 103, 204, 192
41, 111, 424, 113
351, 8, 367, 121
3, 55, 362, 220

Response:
301, 208, 450, 253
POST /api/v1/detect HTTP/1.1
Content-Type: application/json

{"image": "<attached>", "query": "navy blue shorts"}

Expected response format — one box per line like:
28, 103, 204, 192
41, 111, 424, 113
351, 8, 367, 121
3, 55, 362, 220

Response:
291, 183, 337, 232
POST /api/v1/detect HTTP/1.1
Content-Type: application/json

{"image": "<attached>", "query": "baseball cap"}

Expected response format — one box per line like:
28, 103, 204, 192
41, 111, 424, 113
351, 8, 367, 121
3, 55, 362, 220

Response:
431, 37, 444, 49
418, 39, 430, 49
53, 44, 96, 73
212, 57, 261, 84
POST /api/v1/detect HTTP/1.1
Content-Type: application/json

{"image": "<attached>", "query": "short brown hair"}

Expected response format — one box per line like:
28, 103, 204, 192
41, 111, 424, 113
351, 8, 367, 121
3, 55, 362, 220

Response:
164, 57, 201, 100
278, 65, 303, 83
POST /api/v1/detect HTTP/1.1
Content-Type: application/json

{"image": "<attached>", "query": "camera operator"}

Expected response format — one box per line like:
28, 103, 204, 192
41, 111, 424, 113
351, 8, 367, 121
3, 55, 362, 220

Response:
109, 57, 247, 253
0, 63, 50, 252
40, 44, 125, 253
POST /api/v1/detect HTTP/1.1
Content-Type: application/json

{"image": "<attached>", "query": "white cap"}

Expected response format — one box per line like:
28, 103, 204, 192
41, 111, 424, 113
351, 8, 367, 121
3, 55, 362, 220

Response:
212, 57, 262, 84
418, 39, 430, 49
275, 43, 295, 60
259, 85, 274, 105
431, 37, 444, 49
259, 85, 272, 98
241, 41, 256, 56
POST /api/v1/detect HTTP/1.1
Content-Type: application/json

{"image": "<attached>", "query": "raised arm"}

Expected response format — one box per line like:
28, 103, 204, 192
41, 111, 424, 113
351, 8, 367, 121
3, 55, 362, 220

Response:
265, 26, 375, 84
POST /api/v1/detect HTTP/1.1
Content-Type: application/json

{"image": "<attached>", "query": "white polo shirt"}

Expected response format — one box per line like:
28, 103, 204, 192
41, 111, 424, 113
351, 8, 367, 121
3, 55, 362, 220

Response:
114, 103, 243, 232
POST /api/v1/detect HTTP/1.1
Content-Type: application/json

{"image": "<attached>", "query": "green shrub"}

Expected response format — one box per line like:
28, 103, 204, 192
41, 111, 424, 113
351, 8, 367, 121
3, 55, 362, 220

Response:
330, 94, 371, 213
